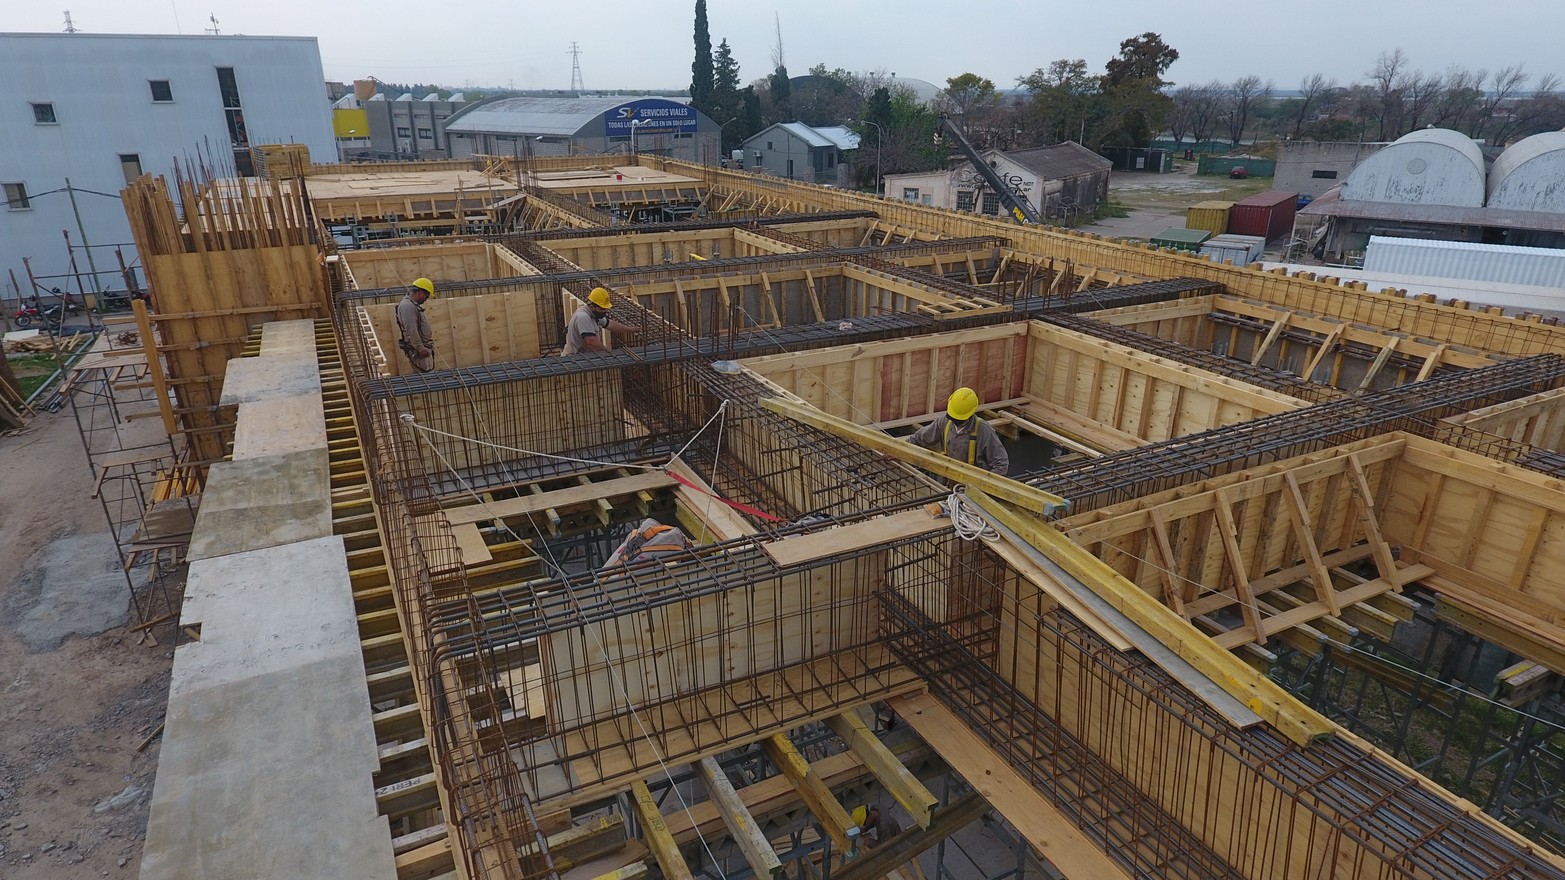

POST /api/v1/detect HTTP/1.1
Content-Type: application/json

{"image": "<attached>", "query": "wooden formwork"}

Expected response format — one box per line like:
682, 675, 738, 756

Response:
1443, 387, 1565, 452
538, 219, 871, 270
344, 242, 540, 289
1091, 294, 1504, 391
666, 156, 1565, 358
744, 321, 1303, 455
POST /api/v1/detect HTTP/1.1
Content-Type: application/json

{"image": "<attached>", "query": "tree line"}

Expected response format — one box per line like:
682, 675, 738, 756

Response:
686, 3, 1565, 186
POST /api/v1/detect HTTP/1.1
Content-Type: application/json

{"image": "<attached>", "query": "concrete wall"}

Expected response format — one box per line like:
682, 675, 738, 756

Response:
363, 98, 471, 158
0, 33, 334, 287
1276, 141, 1387, 198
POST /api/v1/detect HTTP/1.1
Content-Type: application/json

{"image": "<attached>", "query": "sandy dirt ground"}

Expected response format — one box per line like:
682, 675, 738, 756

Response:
1087, 164, 1275, 240
0, 405, 179, 878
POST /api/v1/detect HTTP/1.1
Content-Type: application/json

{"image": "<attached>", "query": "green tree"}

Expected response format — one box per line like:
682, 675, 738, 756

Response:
709, 39, 746, 147
1018, 59, 1101, 144
769, 66, 793, 120
690, 1, 714, 111
1098, 32, 1179, 148
940, 72, 999, 134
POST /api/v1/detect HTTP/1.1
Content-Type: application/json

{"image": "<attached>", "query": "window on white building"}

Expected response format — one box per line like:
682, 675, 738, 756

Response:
956, 191, 975, 212
120, 154, 143, 186
417, 127, 433, 139
4, 182, 30, 211
982, 192, 1000, 215
903, 187, 920, 202
149, 80, 174, 103
1312, 169, 1338, 179
922, 194, 932, 206
31, 102, 56, 124
396, 127, 412, 138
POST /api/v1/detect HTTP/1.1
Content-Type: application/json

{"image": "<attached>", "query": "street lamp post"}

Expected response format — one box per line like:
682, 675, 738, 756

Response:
630, 119, 649, 156
851, 118, 884, 197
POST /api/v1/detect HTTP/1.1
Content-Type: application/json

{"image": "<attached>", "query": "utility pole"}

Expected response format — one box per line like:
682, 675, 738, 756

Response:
64, 178, 103, 293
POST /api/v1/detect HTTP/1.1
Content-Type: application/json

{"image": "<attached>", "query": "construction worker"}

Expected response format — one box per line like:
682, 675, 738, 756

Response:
850, 804, 903, 849
602, 517, 690, 568
563, 286, 639, 355
906, 387, 1009, 475
396, 277, 437, 373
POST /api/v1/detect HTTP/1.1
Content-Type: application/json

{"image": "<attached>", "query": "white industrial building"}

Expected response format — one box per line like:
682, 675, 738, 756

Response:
1302, 128, 1565, 263
443, 96, 719, 164
0, 32, 335, 293
883, 142, 1111, 220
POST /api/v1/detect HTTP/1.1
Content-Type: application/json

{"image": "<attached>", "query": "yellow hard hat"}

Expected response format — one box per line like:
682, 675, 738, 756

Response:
412, 277, 435, 296
851, 806, 867, 827
588, 287, 613, 309
947, 387, 979, 421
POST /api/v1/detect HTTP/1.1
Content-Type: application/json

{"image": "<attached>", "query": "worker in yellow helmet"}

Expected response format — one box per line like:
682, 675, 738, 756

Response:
396, 277, 437, 372
850, 804, 902, 849
906, 387, 1009, 475
562, 286, 640, 355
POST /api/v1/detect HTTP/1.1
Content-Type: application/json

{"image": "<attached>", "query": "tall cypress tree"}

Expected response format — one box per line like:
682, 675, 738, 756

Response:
690, 1, 714, 110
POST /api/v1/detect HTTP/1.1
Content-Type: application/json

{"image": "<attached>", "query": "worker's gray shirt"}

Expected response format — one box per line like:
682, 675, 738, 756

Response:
562, 304, 607, 355
395, 295, 434, 350
604, 518, 689, 566
907, 415, 1009, 475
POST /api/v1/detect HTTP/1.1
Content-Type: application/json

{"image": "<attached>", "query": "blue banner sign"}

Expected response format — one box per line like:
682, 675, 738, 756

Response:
605, 99, 698, 136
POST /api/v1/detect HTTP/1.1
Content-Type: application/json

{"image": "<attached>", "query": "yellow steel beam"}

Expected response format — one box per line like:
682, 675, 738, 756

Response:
759, 397, 1068, 516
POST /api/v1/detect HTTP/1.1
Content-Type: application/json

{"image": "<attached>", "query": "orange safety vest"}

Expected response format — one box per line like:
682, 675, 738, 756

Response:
942, 417, 979, 465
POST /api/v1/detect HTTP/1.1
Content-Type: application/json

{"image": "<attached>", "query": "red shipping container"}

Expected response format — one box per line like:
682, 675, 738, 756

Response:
1228, 190, 1297, 242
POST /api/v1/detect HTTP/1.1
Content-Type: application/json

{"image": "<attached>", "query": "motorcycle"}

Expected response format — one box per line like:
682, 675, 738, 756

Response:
12, 295, 45, 328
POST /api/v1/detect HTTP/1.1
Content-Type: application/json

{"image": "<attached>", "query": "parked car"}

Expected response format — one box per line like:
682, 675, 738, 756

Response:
1229, 166, 1249, 179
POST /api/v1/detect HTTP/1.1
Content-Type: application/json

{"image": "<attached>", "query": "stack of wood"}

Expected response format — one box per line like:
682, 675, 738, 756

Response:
0, 350, 28, 430
4, 335, 60, 354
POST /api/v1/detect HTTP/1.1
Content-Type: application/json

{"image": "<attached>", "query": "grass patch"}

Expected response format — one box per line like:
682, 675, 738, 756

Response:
1094, 199, 1131, 219
8, 353, 61, 399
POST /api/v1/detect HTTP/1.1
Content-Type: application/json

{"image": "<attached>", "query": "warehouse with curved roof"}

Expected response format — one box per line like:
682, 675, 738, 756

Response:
443, 95, 719, 163
1487, 131, 1565, 214
1341, 128, 1486, 207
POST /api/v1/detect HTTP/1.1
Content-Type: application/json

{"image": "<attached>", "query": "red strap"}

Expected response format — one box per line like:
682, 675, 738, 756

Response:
665, 469, 786, 523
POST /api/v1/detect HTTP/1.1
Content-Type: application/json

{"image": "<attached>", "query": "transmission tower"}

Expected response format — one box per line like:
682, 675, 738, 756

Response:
63, 10, 78, 33
567, 42, 585, 95
204, 13, 221, 35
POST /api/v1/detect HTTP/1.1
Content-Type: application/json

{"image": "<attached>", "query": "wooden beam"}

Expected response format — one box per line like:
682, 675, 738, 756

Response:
760, 396, 1069, 516
966, 488, 1333, 745
1212, 487, 1263, 645
1416, 343, 1448, 381
760, 734, 860, 852
1282, 471, 1338, 615
1356, 337, 1398, 393
1249, 316, 1288, 366
630, 780, 694, 880
436, 472, 677, 526
695, 757, 783, 878
1300, 323, 1343, 382
825, 711, 938, 829
888, 693, 1133, 880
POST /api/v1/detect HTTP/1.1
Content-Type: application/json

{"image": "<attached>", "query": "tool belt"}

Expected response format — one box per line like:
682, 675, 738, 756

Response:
621, 524, 676, 561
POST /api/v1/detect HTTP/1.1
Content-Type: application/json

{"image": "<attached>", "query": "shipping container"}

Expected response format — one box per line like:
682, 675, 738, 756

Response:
1149, 227, 1211, 252
1363, 236, 1565, 288
1200, 234, 1267, 266
1186, 201, 1233, 236
1229, 190, 1298, 241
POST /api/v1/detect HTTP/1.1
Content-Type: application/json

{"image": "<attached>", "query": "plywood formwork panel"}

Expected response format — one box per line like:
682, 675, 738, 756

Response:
399, 370, 626, 474
1022, 321, 1305, 443
345, 242, 538, 289
1382, 437, 1565, 613
1443, 387, 1565, 452
541, 555, 879, 731
362, 290, 545, 376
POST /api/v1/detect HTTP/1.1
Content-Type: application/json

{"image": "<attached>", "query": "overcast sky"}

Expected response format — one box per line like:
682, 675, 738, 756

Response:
11, 1, 1565, 94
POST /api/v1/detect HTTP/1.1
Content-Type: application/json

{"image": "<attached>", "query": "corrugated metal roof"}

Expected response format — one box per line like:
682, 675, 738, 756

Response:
1001, 141, 1111, 180
1235, 190, 1297, 208
1365, 235, 1565, 288
1302, 191, 1565, 233
1342, 127, 1486, 207
777, 122, 834, 148
445, 95, 686, 136
812, 125, 861, 151
1488, 131, 1565, 212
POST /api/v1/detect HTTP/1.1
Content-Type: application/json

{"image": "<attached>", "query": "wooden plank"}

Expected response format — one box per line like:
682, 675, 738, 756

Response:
761, 509, 948, 568
825, 710, 938, 830
889, 693, 1133, 880
438, 472, 676, 526
451, 522, 493, 565
831, 794, 987, 880
760, 733, 860, 852
696, 756, 783, 878
629, 780, 694, 880
1212, 487, 1263, 645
